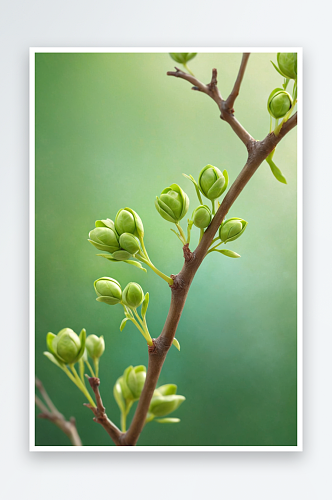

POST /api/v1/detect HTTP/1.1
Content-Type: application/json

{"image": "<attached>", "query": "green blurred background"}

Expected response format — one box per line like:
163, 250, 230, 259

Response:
35, 52, 297, 447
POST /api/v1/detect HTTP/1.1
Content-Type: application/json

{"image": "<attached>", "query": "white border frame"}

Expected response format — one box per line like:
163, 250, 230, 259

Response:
29, 47, 302, 452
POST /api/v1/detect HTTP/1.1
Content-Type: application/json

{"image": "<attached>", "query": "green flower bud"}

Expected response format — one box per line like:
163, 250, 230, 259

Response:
198, 165, 227, 200
113, 377, 126, 413
88, 219, 120, 253
126, 365, 146, 400
155, 183, 189, 223
219, 217, 248, 243
277, 53, 297, 80
118, 233, 140, 255
169, 53, 197, 64
192, 205, 212, 229
267, 88, 293, 119
46, 327, 86, 365
122, 282, 144, 309
149, 394, 185, 417
94, 277, 122, 305
114, 208, 144, 239
86, 334, 105, 359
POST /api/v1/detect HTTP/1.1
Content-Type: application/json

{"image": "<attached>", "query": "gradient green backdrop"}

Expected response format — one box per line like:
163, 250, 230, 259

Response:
35, 52, 297, 447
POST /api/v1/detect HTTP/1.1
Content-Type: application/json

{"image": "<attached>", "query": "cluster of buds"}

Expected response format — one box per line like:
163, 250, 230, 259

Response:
44, 328, 105, 408
267, 52, 298, 183
146, 384, 185, 424
94, 276, 152, 345
113, 365, 147, 431
89, 208, 173, 284
113, 365, 185, 431
94, 277, 144, 309
88, 209, 143, 262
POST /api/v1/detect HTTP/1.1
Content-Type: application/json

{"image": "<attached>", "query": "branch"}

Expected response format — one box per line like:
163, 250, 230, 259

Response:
225, 53, 250, 111
95, 57, 298, 446
35, 378, 82, 446
85, 377, 123, 446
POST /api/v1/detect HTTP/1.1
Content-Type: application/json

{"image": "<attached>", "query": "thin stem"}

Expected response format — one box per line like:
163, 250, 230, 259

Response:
135, 252, 173, 285
85, 377, 123, 445
136, 252, 173, 285
85, 359, 96, 378
127, 308, 153, 346
35, 379, 82, 446
70, 365, 96, 407
176, 223, 187, 244
207, 241, 223, 253
212, 199, 216, 215
183, 62, 194, 76
225, 53, 250, 110
94, 358, 99, 378
187, 220, 193, 245
121, 411, 127, 432
199, 228, 204, 243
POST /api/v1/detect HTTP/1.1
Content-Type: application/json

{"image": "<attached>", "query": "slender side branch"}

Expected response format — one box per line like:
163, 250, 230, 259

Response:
35, 378, 82, 446
85, 377, 123, 446
225, 53, 250, 111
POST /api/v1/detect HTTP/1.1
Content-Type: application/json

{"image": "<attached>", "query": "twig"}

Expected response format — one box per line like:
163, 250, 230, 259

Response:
85, 377, 123, 446
225, 53, 250, 111
167, 59, 253, 147
35, 378, 82, 446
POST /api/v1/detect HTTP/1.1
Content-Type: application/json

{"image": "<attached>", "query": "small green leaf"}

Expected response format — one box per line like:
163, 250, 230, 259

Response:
97, 254, 147, 272
43, 351, 64, 369
266, 157, 287, 184
172, 338, 180, 351
120, 318, 130, 331
183, 173, 203, 205
270, 60, 285, 77
79, 358, 85, 382
141, 292, 149, 318
156, 418, 180, 424
113, 377, 126, 414
46, 332, 56, 355
216, 249, 241, 258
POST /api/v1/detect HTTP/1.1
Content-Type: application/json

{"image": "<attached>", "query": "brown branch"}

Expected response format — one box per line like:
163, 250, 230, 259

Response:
93, 56, 297, 446
225, 53, 250, 111
35, 378, 82, 446
85, 377, 123, 446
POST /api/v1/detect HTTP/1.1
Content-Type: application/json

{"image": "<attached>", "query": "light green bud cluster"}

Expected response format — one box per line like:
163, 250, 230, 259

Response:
114, 365, 147, 409
267, 88, 293, 120
46, 328, 86, 365
198, 165, 228, 200
219, 218, 247, 243
155, 183, 189, 223
113, 365, 147, 430
146, 384, 185, 424
169, 53, 197, 64
88, 209, 143, 261
94, 277, 144, 310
